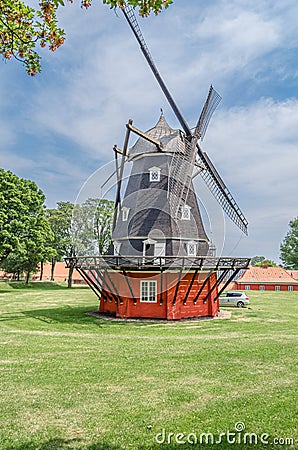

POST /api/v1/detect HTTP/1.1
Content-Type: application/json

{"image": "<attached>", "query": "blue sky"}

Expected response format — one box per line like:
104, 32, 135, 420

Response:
1, 0, 298, 262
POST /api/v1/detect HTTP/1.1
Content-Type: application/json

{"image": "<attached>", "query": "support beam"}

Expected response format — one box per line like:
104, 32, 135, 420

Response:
100, 269, 115, 302
216, 267, 243, 300
193, 269, 214, 304
126, 122, 163, 150
202, 268, 229, 304
105, 270, 122, 304
91, 268, 114, 303
183, 269, 198, 304
90, 268, 103, 290
76, 267, 101, 299
160, 270, 163, 305
113, 145, 125, 156
113, 120, 132, 231
100, 269, 120, 304
172, 268, 183, 305
122, 269, 136, 305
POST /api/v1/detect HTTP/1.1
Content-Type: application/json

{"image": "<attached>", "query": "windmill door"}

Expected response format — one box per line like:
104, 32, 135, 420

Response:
154, 243, 166, 265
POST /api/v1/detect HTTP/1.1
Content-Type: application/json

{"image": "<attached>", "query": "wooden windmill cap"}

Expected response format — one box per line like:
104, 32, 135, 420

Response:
128, 113, 184, 160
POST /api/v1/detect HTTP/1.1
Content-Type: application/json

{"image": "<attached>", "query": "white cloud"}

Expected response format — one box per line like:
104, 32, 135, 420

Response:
200, 97, 298, 261
0, 125, 16, 150
0, 150, 35, 173
193, 9, 279, 64
205, 97, 298, 195
1, 0, 298, 262
22, 0, 298, 161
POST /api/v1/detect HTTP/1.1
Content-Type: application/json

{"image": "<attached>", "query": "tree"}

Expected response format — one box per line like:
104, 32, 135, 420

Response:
280, 217, 298, 269
250, 256, 266, 266
95, 199, 114, 254
72, 198, 114, 256
2, 238, 55, 284
0, 168, 53, 270
46, 199, 113, 287
254, 259, 277, 268
0, 0, 172, 75
1, 252, 25, 281
46, 201, 74, 282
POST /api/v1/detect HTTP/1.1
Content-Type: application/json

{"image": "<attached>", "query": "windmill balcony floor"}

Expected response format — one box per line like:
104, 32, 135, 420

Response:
66, 256, 250, 320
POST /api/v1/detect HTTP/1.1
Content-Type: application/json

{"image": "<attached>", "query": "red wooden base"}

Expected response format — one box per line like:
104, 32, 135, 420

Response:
99, 271, 219, 320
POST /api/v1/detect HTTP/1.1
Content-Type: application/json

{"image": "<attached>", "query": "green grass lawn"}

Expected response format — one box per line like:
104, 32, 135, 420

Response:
0, 282, 297, 449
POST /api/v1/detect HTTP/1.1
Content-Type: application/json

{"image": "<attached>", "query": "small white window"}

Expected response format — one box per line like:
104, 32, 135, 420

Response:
288, 286, 293, 291
187, 241, 196, 256
140, 280, 157, 302
122, 207, 130, 222
275, 286, 280, 291
208, 243, 216, 257
260, 285, 265, 291
149, 166, 161, 182
181, 205, 191, 220
245, 285, 250, 290
113, 241, 121, 256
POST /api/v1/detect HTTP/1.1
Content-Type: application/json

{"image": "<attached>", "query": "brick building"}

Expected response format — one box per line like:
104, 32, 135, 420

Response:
234, 265, 298, 292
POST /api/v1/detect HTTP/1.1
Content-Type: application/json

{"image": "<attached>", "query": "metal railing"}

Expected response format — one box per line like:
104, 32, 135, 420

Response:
65, 255, 250, 271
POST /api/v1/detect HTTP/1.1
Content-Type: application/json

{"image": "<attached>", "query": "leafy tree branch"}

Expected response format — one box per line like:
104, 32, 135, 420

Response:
0, 0, 172, 75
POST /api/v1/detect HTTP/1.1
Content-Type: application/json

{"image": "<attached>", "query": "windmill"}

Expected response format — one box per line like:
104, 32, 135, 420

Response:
66, 6, 250, 320
121, 6, 248, 236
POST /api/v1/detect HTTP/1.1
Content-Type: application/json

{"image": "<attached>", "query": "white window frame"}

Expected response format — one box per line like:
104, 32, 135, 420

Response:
113, 241, 121, 256
245, 285, 250, 290
288, 286, 293, 291
181, 205, 191, 220
260, 285, 265, 291
122, 207, 130, 222
149, 166, 161, 182
140, 280, 157, 303
275, 285, 280, 291
142, 238, 157, 256
187, 240, 197, 256
154, 242, 166, 265
208, 242, 216, 257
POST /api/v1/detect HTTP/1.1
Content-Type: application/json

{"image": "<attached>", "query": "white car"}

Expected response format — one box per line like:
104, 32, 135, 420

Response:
219, 291, 250, 308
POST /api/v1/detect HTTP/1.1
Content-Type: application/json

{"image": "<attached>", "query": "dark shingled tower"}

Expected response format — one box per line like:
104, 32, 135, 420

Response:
112, 114, 209, 259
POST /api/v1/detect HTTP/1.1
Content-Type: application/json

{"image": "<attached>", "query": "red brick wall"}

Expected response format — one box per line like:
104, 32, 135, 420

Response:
100, 270, 219, 320
237, 283, 298, 292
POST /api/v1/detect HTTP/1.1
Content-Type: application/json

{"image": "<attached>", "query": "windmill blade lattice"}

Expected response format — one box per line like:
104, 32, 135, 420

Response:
198, 151, 248, 234
167, 135, 196, 217
122, 6, 190, 136
193, 85, 222, 142
122, 6, 248, 236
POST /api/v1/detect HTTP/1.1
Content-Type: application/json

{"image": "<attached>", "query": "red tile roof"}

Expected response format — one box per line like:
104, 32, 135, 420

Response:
287, 270, 298, 281
237, 265, 298, 285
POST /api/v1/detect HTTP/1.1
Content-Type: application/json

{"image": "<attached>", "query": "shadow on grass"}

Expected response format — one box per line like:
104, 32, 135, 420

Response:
9, 438, 125, 450
8, 438, 82, 450
21, 305, 102, 326
6, 281, 86, 290
20, 305, 171, 328
20, 305, 138, 328
8, 439, 272, 450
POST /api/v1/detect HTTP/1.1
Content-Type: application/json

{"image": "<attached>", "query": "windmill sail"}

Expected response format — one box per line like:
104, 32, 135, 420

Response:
122, 6, 190, 136
198, 151, 248, 234
122, 6, 248, 235
193, 85, 222, 142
